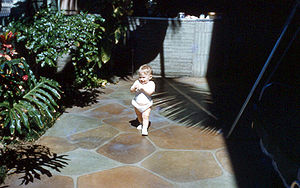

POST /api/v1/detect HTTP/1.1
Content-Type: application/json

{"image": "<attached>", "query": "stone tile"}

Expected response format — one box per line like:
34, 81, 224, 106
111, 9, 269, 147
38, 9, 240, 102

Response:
97, 87, 115, 95
36, 136, 78, 154
51, 149, 121, 176
102, 113, 170, 133
173, 77, 210, 90
149, 113, 171, 130
95, 88, 115, 100
108, 79, 134, 90
118, 78, 135, 85
174, 174, 238, 188
97, 133, 156, 164
141, 151, 223, 182
64, 101, 117, 114
108, 90, 134, 102
121, 99, 133, 107
216, 148, 234, 174
84, 103, 133, 119
96, 95, 112, 100
92, 98, 122, 105
44, 114, 101, 137
64, 105, 94, 113
149, 126, 225, 150
69, 125, 119, 149
77, 166, 173, 188
4, 174, 74, 188
103, 115, 141, 132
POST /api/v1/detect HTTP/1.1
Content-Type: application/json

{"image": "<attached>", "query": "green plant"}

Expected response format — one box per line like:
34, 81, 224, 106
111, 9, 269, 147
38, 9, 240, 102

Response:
68, 13, 108, 88
6, 10, 75, 68
0, 31, 26, 102
0, 31, 61, 140
3, 7, 131, 88
0, 31, 18, 61
0, 59, 61, 137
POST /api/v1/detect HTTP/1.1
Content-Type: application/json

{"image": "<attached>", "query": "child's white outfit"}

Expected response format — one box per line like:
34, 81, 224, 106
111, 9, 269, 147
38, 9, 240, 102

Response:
131, 81, 154, 112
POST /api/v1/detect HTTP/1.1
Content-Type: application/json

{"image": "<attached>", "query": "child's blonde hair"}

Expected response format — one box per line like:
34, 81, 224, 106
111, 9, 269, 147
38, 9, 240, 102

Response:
138, 64, 152, 76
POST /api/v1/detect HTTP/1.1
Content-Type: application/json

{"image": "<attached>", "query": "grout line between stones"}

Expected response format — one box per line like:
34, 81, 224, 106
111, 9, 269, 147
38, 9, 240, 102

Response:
212, 148, 229, 176
131, 163, 176, 186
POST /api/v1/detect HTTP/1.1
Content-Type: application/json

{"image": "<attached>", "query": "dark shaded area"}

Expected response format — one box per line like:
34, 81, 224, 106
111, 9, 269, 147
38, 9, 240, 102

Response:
153, 78, 219, 131
9, 0, 47, 17
122, 1, 299, 187
132, 0, 224, 17
0, 0, 57, 28
129, 118, 140, 128
254, 82, 300, 185
53, 53, 104, 110
104, 18, 169, 77
129, 118, 152, 129
150, 76, 285, 187
60, 87, 103, 109
0, 144, 69, 186
206, 1, 299, 187
54, 59, 108, 110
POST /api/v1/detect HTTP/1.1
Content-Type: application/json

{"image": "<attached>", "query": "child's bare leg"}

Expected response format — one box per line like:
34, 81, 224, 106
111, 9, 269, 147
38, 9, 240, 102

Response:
134, 108, 143, 129
141, 108, 151, 135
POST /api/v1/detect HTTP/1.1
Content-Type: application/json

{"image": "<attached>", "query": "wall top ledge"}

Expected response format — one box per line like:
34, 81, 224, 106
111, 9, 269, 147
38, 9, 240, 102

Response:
130, 16, 218, 22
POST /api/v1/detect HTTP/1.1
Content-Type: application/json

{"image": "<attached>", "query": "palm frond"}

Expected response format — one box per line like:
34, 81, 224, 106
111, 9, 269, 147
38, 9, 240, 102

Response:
153, 78, 220, 135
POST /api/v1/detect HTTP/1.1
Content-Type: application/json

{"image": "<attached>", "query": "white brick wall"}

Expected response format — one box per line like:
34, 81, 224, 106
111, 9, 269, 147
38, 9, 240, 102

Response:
129, 17, 215, 77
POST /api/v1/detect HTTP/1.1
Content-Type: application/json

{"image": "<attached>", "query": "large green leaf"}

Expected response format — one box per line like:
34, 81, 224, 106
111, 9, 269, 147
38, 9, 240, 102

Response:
0, 102, 10, 109
8, 111, 15, 135
34, 93, 55, 112
11, 110, 22, 134
36, 89, 59, 108
39, 84, 61, 99
23, 100, 43, 129
24, 95, 48, 111
100, 46, 111, 64
14, 104, 30, 130
0, 76, 61, 136
1, 113, 10, 128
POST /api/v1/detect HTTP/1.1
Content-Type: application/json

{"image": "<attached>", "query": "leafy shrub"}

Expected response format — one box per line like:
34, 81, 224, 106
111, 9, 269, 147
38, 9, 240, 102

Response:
0, 31, 61, 141
3, 7, 130, 88
7, 10, 106, 67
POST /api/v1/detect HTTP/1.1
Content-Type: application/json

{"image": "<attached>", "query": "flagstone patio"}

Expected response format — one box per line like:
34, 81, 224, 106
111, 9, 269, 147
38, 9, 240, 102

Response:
3, 77, 238, 188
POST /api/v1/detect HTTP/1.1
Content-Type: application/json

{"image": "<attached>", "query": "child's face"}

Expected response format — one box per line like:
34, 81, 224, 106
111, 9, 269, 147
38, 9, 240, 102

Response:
139, 72, 152, 85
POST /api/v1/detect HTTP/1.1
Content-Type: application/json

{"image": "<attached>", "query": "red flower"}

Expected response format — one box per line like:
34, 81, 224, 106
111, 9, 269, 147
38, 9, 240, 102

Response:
3, 44, 12, 49
22, 75, 28, 81
0, 53, 12, 61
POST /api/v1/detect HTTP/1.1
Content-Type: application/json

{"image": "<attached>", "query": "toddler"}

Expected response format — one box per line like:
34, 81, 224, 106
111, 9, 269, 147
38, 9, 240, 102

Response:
130, 64, 155, 136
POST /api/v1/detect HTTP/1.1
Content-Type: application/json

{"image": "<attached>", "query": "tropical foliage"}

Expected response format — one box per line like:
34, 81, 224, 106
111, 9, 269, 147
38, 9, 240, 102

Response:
0, 1, 135, 184
3, 2, 133, 88
0, 31, 61, 141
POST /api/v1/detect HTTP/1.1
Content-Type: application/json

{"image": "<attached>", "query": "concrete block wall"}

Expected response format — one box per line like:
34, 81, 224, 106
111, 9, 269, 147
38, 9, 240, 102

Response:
0, 0, 14, 17
128, 17, 215, 77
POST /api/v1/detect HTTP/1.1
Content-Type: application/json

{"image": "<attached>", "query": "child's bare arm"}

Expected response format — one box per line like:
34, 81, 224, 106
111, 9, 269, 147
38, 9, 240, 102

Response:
130, 80, 139, 92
